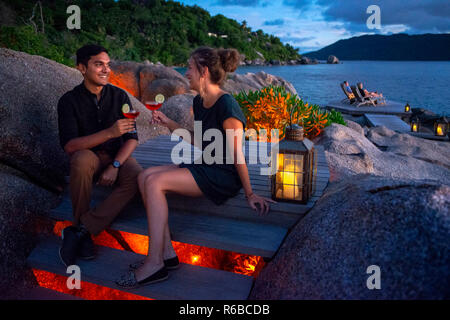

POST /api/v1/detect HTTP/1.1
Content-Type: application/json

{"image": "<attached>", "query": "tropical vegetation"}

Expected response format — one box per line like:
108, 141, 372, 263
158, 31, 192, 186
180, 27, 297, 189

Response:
234, 86, 346, 141
0, 0, 300, 66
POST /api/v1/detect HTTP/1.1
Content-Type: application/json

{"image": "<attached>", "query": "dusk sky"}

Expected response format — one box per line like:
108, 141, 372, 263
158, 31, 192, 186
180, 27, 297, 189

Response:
176, 0, 450, 53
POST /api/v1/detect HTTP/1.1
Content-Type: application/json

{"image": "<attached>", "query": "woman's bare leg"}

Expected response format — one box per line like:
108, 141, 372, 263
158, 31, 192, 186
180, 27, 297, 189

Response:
134, 168, 203, 281
137, 164, 179, 260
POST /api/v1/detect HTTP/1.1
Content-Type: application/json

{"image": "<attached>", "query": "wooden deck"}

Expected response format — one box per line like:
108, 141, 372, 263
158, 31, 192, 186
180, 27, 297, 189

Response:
28, 135, 330, 300
364, 114, 411, 133
326, 100, 411, 116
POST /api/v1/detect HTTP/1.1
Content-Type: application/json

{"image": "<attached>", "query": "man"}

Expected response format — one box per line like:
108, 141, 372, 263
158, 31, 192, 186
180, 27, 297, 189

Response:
343, 81, 353, 94
57, 44, 143, 267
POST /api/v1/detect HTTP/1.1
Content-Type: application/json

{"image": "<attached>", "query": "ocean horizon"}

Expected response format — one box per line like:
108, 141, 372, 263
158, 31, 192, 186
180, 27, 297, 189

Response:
177, 60, 450, 116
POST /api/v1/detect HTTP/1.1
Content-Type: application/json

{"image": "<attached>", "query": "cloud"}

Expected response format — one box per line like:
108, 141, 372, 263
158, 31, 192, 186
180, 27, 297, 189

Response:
279, 35, 316, 42
283, 0, 450, 33
214, 0, 268, 7
263, 19, 285, 26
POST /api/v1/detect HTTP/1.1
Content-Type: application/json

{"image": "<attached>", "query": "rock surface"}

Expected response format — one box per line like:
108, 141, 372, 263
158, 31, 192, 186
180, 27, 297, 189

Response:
317, 124, 450, 182
110, 61, 298, 101
250, 174, 450, 299
223, 71, 297, 95
159, 93, 195, 132
366, 126, 450, 170
110, 60, 190, 102
0, 165, 59, 296
327, 55, 340, 64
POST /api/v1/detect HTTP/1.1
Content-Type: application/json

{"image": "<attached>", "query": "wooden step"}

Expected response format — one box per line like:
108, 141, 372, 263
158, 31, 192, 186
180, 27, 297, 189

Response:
15, 286, 83, 300
27, 237, 253, 300
364, 114, 411, 133
50, 193, 288, 258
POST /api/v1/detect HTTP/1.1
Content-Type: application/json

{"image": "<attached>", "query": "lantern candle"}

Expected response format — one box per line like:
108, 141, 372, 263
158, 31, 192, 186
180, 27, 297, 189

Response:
404, 102, 411, 113
434, 116, 449, 137
410, 117, 420, 133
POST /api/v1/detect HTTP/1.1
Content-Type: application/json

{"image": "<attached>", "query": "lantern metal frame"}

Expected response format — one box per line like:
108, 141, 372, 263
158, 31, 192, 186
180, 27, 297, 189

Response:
270, 125, 317, 204
404, 102, 411, 113
410, 117, 420, 132
434, 116, 449, 137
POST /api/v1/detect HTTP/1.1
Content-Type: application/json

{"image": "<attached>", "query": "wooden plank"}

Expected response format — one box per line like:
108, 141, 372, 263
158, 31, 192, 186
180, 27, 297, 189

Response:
326, 100, 411, 116
132, 149, 329, 171
27, 237, 254, 300
51, 194, 288, 258
364, 114, 411, 133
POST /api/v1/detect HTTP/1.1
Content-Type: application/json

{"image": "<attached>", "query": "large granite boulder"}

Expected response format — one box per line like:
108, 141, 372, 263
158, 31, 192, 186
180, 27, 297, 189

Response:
110, 60, 189, 102
366, 126, 450, 170
223, 71, 297, 95
250, 174, 450, 299
0, 165, 59, 297
317, 124, 450, 182
0, 48, 81, 190
159, 93, 195, 132
327, 55, 340, 64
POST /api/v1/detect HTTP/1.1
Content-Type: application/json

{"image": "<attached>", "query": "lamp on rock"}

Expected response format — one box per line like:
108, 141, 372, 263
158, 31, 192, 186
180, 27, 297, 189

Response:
410, 117, 420, 132
271, 125, 317, 204
434, 116, 449, 137
404, 102, 411, 113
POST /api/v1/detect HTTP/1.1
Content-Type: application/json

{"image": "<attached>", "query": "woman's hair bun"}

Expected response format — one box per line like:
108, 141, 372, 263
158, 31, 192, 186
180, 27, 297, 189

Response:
218, 48, 240, 73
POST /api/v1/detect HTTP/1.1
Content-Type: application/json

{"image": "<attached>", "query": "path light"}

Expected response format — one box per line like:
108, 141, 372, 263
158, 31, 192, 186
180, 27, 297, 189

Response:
271, 125, 317, 204
434, 116, 449, 136
404, 102, 411, 113
410, 117, 420, 132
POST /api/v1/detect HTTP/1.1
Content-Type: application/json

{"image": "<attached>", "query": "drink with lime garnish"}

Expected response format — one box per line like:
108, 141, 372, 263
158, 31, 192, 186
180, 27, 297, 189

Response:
122, 103, 139, 133
144, 94, 165, 111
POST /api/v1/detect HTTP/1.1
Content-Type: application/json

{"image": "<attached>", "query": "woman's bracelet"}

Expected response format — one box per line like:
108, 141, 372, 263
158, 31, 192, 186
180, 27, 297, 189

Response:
245, 192, 254, 199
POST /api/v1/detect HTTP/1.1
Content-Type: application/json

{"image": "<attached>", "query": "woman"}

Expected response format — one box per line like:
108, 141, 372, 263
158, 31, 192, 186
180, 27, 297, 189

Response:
357, 82, 383, 99
116, 47, 275, 288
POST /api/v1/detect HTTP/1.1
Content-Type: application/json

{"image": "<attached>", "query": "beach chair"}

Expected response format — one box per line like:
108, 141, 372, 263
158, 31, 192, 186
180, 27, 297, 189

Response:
351, 85, 377, 107
340, 83, 356, 104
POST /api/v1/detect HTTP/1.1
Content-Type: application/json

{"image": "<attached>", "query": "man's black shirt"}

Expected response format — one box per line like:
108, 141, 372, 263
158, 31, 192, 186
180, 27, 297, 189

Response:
57, 82, 138, 158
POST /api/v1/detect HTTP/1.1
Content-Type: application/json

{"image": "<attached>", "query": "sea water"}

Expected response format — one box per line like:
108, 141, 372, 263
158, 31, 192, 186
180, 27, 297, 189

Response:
176, 61, 450, 116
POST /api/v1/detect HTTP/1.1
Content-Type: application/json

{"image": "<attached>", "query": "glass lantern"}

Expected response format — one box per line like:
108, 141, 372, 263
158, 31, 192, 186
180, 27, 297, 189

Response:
410, 117, 420, 132
271, 125, 317, 204
434, 116, 449, 136
404, 102, 411, 113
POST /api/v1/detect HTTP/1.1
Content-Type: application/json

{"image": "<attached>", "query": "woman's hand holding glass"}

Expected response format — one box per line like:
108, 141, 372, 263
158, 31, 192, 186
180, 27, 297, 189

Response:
151, 110, 172, 127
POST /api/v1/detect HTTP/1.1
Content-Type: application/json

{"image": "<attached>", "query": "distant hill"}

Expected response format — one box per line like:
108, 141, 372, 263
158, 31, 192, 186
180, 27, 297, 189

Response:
304, 33, 450, 61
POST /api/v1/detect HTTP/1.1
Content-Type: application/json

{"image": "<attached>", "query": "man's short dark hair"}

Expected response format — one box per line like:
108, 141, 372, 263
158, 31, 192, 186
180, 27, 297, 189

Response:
76, 44, 109, 66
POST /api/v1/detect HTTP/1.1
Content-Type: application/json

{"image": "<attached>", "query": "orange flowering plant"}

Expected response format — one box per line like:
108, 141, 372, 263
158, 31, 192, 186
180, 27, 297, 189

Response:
234, 85, 345, 141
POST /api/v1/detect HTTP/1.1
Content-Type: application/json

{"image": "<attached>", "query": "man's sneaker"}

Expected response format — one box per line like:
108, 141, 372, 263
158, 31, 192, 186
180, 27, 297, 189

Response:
78, 233, 96, 260
59, 226, 81, 267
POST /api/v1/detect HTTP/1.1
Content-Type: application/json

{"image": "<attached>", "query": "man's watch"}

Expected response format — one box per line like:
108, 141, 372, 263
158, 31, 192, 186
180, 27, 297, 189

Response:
112, 160, 121, 169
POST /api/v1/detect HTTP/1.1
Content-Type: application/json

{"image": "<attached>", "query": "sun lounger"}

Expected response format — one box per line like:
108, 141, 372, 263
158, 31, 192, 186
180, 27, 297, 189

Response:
351, 85, 376, 107
340, 83, 356, 104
